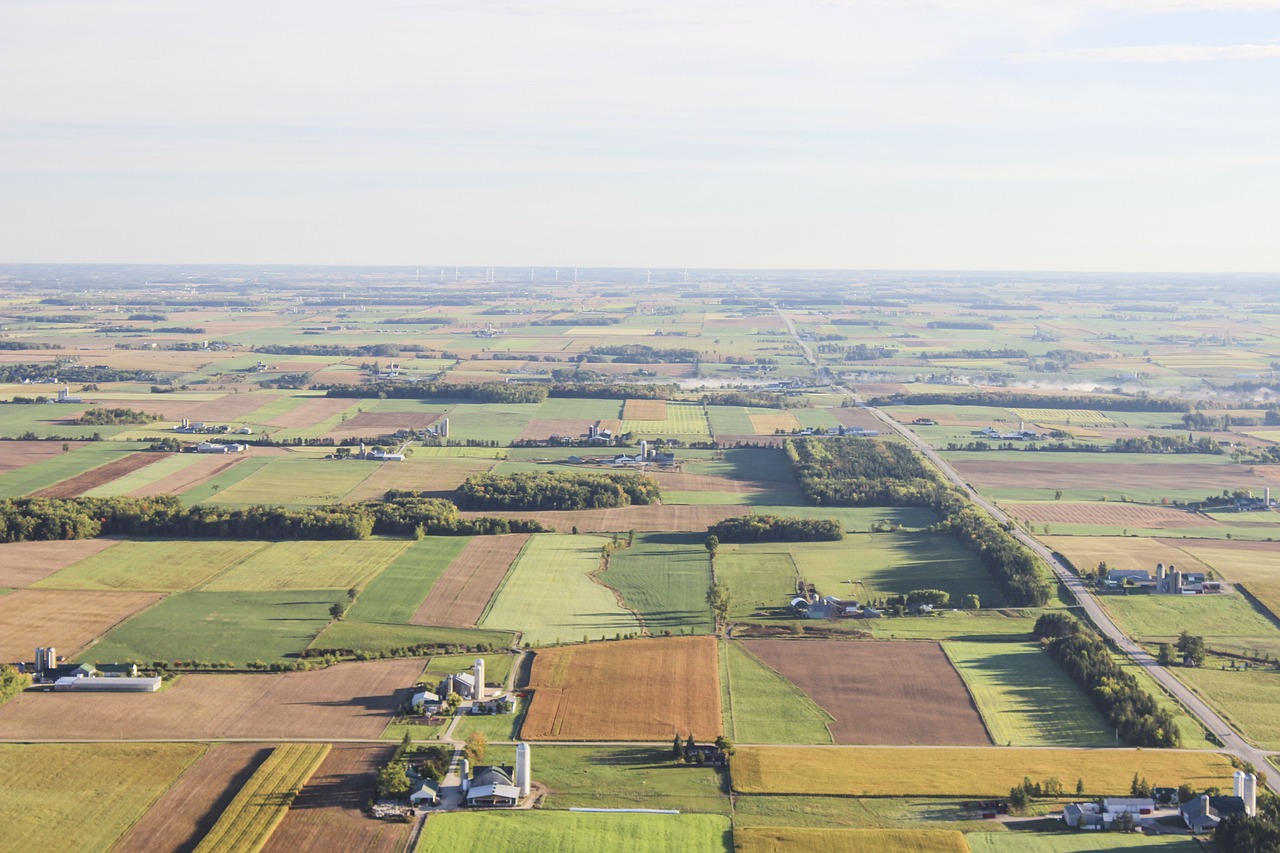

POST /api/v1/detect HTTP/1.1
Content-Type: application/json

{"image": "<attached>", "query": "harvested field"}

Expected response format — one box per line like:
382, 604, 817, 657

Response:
343, 458, 495, 502
113, 744, 273, 853
261, 744, 409, 853
0, 440, 87, 473
128, 452, 248, 497
31, 451, 164, 498
0, 538, 118, 588
1042, 536, 1212, 576
731, 746, 1237, 797
411, 533, 529, 627
0, 588, 164, 661
332, 410, 441, 436
265, 396, 358, 428
1158, 538, 1280, 620
160, 392, 279, 424
1004, 502, 1219, 528
739, 640, 991, 745
0, 658, 423, 740
518, 418, 595, 441
193, 743, 330, 853
459, 504, 746, 533
623, 398, 667, 420
749, 411, 802, 434
831, 408, 888, 431
522, 636, 722, 741
951, 458, 1280, 495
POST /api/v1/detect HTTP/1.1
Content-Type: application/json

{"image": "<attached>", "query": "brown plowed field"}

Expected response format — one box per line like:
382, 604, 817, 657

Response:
0, 588, 164, 661
92, 393, 272, 423
622, 399, 667, 420
113, 743, 272, 853
31, 451, 165, 498
1003, 502, 1219, 528
0, 440, 87, 473
458, 504, 746, 533
0, 658, 422, 740
647, 471, 763, 493
832, 408, 889, 430
739, 639, 992, 746
411, 534, 529, 627
266, 396, 358, 428
345, 458, 495, 502
518, 419, 594, 441
522, 636, 721, 741
0, 538, 118, 588
261, 744, 410, 853
127, 453, 248, 498
952, 458, 1280, 493
333, 411, 441, 436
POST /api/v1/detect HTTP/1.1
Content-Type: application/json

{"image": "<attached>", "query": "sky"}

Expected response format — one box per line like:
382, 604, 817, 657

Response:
1, 0, 1278, 271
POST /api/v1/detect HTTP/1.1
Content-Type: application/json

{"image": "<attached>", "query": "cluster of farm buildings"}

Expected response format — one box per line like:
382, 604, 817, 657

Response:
1102, 563, 1224, 595
1062, 772, 1259, 834
20, 646, 161, 692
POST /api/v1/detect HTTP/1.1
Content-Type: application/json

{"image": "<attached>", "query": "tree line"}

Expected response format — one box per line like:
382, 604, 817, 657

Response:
1033, 613, 1181, 748
450, 471, 661, 511
71, 407, 163, 425
864, 390, 1190, 413
706, 514, 842, 543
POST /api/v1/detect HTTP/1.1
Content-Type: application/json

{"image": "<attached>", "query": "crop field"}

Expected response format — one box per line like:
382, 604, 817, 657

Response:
741, 640, 990, 745
1163, 538, 1280, 619
34, 539, 268, 592
1175, 665, 1280, 750
749, 410, 802, 434
967, 833, 1202, 852
345, 455, 496, 501
262, 744, 409, 853
716, 549, 800, 622
1007, 408, 1114, 426
514, 744, 729, 813
193, 743, 330, 853
438, 402, 540, 444
179, 454, 279, 505
31, 449, 165, 497
348, 536, 471, 623
0, 439, 87, 473
207, 457, 377, 506
522, 636, 722, 740
1100, 593, 1280, 658
85, 589, 336, 663
942, 642, 1113, 746
1008, 503, 1217, 529
203, 539, 410, 591
535, 397, 625, 420
336, 409, 441, 435
721, 641, 834, 743
600, 534, 714, 634
622, 398, 668, 420
480, 533, 641, 644
260, 395, 359, 430
622, 401, 713, 437
707, 405, 756, 435
461, 503, 745, 534
114, 744, 273, 853
0, 742, 206, 853
412, 533, 527, 627
0, 442, 142, 497
78, 450, 208, 497
734, 828, 969, 853
1042, 535, 1211, 577
417, 811, 732, 853
312, 619, 514, 655
125, 451, 249, 497
0, 659, 422, 740
0, 588, 164, 661
0, 538, 118, 587
730, 746, 1236, 797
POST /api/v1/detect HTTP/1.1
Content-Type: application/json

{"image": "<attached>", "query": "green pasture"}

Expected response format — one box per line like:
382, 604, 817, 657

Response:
203, 457, 376, 506
33, 539, 268, 592
715, 548, 798, 623
178, 455, 275, 505
310, 619, 514, 655
1099, 593, 1280, 659
1175, 663, 1280, 750
439, 403, 540, 444
534, 397, 624, 421
0, 442, 138, 498
622, 401, 713, 439
0, 404, 137, 440
601, 534, 714, 635
731, 795, 996, 831
508, 745, 729, 813
943, 642, 1113, 747
454, 698, 526, 742
415, 811, 732, 853
705, 405, 756, 435
968, 832, 1202, 852
85, 589, 337, 663
346, 536, 470, 623
1109, 652, 1215, 750
480, 534, 641, 645
202, 538, 410, 591
721, 641, 834, 744
868, 610, 1040, 642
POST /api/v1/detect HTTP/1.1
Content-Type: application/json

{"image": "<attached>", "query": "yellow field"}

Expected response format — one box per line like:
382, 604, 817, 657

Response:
33, 540, 269, 592
731, 747, 1235, 797
622, 398, 667, 420
1170, 540, 1280, 619
748, 411, 802, 434
1040, 536, 1211, 577
194, 742, 330, 853
203, 539, 410, 591
0, 742, 205, 853
1008, 408, 1113, 427
734, 828, 968, 853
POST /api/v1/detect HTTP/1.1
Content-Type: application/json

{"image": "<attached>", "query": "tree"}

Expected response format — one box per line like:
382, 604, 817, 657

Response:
329, 601, 346, 620
1076, 777, 1085, 795
376, 762, 411, 797
1158, 643, 1174, 666
706, 581, 731, 625
1177, 630, 1206, 667
464, 730, 488, 764
704, 534, 719, 557
672, 733, 684, 762
963, 594, 980, 610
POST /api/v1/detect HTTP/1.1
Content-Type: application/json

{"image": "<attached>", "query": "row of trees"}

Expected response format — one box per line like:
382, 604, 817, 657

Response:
451, 472, 661, 511
322, 381, 548, 404
705, 514, 843, 543
1033, 613, 1181, 748
0, 665, 30, 705
864, 390, 1191, 413
71, 407, 163, 425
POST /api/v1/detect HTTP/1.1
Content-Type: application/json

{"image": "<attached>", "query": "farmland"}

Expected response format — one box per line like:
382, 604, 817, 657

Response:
740, 640, 991, 745
516, 744, 729, 813
730, 746, 1237, 797
967, 834, 1202, 852
203, 538, 410, 591
0, 538, 118, 587
0, 742, 205, 853
416, 811, 733, 853
206, 457, 377, 506
721, 641, 835, 744
0, 588, 164, 661
734, 828, 969, 853
31, 449, 164, 497
522, 636, 722, 741
1099, 593, 1280, 659
193, 743, 330, 853
348, 536, 471, 623
411, 533, 527, 627
1174, 665, 1280, 750
34, 539, 268, 591
601, 533, 715, 634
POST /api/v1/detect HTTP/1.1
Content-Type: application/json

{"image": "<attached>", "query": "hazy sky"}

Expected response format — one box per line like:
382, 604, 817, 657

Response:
2, 0, 1278, 270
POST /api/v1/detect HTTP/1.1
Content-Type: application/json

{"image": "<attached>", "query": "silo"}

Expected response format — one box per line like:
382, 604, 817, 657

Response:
440, 418, 450, 438
460, 758, 471, 794
34, 648, 45, 673
46, 646, 55, 668
1234, 770, 1246, 798
516, 742, 531, 797
1244, 773, 1257, 816
473, 658, 486, 701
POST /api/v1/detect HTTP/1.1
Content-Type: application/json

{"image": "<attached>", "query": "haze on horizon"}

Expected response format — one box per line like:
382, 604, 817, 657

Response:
1, 0, 1278, 273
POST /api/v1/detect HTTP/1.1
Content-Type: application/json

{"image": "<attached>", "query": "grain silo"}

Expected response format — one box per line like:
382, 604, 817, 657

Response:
473, 658, 486, 701
516, 742, 531, 797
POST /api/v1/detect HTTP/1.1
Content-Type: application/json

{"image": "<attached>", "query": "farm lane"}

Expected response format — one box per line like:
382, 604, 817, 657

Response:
773, 301, 1280, 793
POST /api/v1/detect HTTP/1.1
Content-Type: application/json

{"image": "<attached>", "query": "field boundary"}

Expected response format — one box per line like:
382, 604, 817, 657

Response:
474, 535, 532, 627
1232, 583, 1280, 630
105, 743, 211, 853
938, 642, 998, 746
590, 550, 650, 637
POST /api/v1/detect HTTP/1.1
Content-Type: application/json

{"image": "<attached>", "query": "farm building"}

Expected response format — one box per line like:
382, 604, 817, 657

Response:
439, 659, 487, 701
1062, 797, 1154, 830
409, 779, 440, 807
352, 442, 404, 461
1181, 794, 1248, 833
465, 766, 520, 807
195, 441, 246, 453
411, 689, 442, 713
54, 675, 162, 692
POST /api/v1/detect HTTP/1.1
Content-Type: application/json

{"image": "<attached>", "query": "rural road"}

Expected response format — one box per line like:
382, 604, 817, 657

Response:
775, 303, 1280, 791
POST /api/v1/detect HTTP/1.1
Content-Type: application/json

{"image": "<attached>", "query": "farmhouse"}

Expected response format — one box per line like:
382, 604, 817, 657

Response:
410, 689, 442, 713
352, 442, 405, 461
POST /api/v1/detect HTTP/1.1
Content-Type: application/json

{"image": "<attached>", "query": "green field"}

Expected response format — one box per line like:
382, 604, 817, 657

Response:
420, 652, 517, 687
193, 743, 330, 853
706, 405, 756, 435
0, 442, 138, 497
79, 450, 211, 497
480, 534, 641, 645
203, 538, 410, 591
601, 534, 714, 635
721, 641, 833, 744
734, 827, 968, 853
1174, 663, 1280, 750
943, 641, 1113, 747
205, 457, 376, 506
441, 402, 540, 444
535, 397, 624, 420
622, 401, 713, 439
732, 796, 996, 832
179, 455, 275, 505
33, 539, 268, 591
346, 537, 471, 622
868, 609, 1039, 642
310, 620, 514, 655
1099, 593, 1280, 659
967, 833, 1202, 852
416, 810, 732, 853
454, 697, 527, 742
715, 548, 798, 622
509, 744, 729, 812
85, 589, 337, 663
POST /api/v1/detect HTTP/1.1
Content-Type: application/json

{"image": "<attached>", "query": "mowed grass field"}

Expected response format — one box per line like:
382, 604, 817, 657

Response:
347, 536, 470, 623
1099, 593, 1280, 659
514, 745, 729, 813
601, 534, 714, 634
622, 400, 713, 438
0, 742, 206, 853
721, 641, 834, 744
32, 539, 268, 591
1167, 538, 1280, 620
967, 833, 1202, 853
942, 642, 1113, 746
1174, 665, 1280, 750
522, 636, 722, 741
730, 746, 1236, 797
480, 534, 641, 645
734, 828, 968, 853
203, 539, 410, 591
416, 811, 732, 853
193, 743, 331, 853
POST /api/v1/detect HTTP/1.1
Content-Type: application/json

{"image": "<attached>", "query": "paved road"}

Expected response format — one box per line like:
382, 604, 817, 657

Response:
776, 304, 1280, 790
